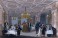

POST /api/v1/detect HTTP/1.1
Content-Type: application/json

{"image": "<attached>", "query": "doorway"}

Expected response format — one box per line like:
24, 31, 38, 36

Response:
40, 13, 46, 24
40, 11, 52, 24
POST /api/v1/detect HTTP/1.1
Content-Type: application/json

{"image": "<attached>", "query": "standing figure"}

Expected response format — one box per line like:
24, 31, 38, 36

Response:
42, 24, 46, 36
52, 26, 57, 37
2, 22, 8, 35
28, 22, 32, 32
35, 22, 41, 34
17, 24, 22, 36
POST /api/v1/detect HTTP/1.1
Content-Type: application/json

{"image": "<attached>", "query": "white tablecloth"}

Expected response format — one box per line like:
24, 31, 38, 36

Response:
46, 30, 53, 34
6, 30, 17, 36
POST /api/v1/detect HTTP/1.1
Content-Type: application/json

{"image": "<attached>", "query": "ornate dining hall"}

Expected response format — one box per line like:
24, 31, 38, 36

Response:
0, 0, 58, 38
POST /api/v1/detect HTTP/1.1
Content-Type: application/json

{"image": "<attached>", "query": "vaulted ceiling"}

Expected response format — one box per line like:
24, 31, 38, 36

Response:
0, 0, 57, 15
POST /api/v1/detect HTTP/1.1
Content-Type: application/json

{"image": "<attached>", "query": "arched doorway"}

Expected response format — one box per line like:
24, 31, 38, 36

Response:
40, 13, 46, 24
40, 10, 52, 25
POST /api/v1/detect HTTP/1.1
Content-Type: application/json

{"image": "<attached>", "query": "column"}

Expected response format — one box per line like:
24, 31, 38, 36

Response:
56, 11, 58, 36
52, 9, 57, 28
52, 9, 58, 36
0, 5, 4, 36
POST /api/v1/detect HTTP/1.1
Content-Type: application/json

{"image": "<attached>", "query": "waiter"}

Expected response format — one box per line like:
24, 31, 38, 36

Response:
16, 24, 22, 36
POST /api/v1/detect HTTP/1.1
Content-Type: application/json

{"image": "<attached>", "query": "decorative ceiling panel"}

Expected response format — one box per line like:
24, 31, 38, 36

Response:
1, 0, 55, 13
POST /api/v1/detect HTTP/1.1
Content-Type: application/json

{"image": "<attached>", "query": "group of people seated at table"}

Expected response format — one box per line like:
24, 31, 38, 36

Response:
35, 22, 57, 37
2, 22, 22, 36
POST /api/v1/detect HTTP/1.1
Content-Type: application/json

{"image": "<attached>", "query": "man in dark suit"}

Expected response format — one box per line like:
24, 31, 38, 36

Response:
35, 22, 41, 34
42, 25, 46, 36
52, 27, 57, 37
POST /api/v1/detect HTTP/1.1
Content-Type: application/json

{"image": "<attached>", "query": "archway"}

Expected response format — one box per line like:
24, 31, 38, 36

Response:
40, 13, 46, 24
40, 10, 52, 25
